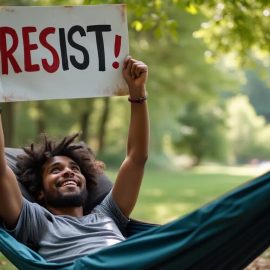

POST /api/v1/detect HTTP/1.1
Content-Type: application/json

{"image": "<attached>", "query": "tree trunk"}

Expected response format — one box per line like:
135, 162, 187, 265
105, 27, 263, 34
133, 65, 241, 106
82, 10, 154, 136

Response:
80, 111, 90, 142
2, 102, 15, 147
97, 97, 110, 155
36, 101, 46, 134
80, 99, 95, 142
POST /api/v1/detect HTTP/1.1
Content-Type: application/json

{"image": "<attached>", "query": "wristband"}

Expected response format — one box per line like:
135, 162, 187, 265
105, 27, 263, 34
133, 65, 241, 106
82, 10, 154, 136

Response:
128, 95, 147, 104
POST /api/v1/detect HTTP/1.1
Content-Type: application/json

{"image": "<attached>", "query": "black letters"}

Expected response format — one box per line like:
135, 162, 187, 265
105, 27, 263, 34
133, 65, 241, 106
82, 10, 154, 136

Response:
59, 25, 112, 72
87, 25, 111, 71
68, 25, 89, 70
59, 28, 69, 71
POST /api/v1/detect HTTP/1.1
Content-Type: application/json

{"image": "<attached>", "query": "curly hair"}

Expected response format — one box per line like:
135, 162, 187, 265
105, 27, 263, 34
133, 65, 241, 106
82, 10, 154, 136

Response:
16, 133, 104, 201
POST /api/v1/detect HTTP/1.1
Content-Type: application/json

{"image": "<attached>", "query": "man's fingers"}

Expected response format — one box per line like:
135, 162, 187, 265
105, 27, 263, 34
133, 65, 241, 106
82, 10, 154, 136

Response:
129, 61, 147, 79
123, 55, 131, 69
122, 56, 148, 84
134, 64, 147, 78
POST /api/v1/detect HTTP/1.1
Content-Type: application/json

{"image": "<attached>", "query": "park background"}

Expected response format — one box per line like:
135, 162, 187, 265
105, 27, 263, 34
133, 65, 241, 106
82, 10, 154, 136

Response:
0, 0, 270, 269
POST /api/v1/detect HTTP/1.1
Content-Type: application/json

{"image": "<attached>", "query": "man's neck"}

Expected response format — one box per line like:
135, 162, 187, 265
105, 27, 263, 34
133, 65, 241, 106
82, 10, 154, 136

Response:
47, 206, 83, 217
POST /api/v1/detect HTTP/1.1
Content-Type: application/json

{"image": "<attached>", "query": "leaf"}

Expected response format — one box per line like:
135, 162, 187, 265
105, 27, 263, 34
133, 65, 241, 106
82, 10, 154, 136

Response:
131, 20, 143, 32
185, 4, 198, 15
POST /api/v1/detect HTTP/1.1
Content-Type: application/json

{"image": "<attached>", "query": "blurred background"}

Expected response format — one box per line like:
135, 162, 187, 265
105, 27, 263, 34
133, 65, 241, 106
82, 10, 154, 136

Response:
1, 0, 270, 269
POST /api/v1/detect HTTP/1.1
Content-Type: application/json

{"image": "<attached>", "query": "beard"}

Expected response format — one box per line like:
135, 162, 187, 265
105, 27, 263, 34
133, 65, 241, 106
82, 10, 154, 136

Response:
44, 187, 88, 208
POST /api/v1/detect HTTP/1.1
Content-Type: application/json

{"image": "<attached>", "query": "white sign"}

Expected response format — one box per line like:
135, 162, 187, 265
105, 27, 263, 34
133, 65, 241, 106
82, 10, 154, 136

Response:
0, 4, 129, 101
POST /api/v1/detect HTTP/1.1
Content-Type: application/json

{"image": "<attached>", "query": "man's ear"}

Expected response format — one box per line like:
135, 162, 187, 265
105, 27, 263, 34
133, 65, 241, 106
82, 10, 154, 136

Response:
37, 190, 44, 201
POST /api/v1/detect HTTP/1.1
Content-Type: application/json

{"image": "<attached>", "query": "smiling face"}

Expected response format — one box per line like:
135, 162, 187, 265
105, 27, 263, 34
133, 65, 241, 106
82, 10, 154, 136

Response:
40, 156, 88, 209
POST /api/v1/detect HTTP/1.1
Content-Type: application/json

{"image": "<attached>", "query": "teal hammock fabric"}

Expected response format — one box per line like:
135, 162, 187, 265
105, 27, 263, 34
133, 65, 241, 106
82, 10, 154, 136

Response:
1, 171, 270, 270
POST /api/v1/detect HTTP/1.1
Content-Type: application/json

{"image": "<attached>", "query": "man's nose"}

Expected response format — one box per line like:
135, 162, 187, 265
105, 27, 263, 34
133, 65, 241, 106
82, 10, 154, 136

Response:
63, 167, 75, 177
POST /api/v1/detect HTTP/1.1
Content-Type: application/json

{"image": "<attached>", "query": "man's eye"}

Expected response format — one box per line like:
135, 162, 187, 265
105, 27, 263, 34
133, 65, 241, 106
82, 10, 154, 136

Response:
72, 166, 80, 172
51, 168, 60, 173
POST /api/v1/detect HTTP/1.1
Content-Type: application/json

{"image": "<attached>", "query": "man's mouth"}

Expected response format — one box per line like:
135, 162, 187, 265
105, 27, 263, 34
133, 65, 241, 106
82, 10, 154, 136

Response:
62, 181, 77, 187
56, 179, 79, 188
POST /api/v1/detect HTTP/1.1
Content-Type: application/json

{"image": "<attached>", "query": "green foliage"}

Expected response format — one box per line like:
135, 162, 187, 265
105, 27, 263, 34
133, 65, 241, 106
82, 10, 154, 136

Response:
83, 0, 180, 40
95, 98, 129, 158
242, 69, 270, 122
226, 95, 270, 163
13, 100, 78, 146
128, 8, 238, 159
173, 100, 228, 164
188, 0, 270, 67
0, 0, 30, 4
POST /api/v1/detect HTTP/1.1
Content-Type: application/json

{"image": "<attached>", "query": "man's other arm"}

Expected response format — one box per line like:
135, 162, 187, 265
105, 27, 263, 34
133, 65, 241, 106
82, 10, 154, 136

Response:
0, 114, 23, 228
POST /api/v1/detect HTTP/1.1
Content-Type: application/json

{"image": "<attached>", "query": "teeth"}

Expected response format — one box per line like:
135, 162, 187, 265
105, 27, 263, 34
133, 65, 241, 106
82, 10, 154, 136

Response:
62, 181, 77, 187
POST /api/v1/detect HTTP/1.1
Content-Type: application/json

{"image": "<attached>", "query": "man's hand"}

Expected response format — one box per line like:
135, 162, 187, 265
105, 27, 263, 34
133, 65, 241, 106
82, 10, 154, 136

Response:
122, 56, 148, 99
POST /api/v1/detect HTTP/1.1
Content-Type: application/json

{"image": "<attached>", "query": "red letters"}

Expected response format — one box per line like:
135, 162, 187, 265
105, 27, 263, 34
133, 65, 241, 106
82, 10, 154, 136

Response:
39, 27, 60, 73
0, 27, 22, 75
22, 26, 40, 72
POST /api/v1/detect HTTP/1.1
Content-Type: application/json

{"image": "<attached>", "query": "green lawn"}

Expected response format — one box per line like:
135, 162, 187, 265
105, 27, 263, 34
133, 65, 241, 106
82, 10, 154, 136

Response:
0, 253, 17, 270
0, 166, 266, 269
107, 165, 258, 224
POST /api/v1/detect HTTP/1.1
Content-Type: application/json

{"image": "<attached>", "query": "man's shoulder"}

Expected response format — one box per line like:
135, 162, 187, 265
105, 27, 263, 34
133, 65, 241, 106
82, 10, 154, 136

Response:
22, 197, 53, 219
92, 190, 129, 228
91, 190, 114, 212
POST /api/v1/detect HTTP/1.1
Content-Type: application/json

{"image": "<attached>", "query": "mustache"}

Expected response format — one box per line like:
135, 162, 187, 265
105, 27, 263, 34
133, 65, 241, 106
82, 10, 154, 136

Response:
43, 188, 88, 208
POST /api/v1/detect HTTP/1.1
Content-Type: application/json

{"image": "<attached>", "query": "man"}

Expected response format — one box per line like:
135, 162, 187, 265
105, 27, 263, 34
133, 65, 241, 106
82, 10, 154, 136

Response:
0, 56, 149, 263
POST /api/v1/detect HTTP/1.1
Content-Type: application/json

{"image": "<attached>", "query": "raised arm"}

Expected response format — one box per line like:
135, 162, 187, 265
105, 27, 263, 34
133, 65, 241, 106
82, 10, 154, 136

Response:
0, 113, 23, 228
112, 56, 149, 217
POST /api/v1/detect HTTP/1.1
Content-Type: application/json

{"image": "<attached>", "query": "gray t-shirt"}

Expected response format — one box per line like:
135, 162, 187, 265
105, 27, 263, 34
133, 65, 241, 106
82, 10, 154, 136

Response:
7, 191, 129, 264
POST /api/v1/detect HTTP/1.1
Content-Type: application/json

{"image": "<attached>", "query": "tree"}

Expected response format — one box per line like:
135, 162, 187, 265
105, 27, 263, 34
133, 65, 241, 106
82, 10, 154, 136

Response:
2, 103, 15, 147
242, 69, 270, 122
226, 95, 270, 163
173, 100, 228, 165
187, 0, 270, 68
97, 97, 111, 155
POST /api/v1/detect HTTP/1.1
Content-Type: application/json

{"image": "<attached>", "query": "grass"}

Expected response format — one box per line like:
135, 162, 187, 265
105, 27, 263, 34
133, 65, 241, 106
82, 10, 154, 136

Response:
0, 165, 267, 269
107, 165, 261, 224
0, 253, 17, 270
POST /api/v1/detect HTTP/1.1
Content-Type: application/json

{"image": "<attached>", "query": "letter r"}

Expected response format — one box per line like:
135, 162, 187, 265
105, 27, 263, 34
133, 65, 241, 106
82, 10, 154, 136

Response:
0, 27, 22, 75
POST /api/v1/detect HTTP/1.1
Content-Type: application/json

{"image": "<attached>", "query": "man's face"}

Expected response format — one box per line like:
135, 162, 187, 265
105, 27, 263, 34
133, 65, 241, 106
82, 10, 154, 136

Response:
40, 156, 87, 208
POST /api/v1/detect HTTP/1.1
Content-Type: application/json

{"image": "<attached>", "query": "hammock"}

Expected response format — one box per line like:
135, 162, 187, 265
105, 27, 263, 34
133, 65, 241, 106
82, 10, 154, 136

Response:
1, 148, 270, 270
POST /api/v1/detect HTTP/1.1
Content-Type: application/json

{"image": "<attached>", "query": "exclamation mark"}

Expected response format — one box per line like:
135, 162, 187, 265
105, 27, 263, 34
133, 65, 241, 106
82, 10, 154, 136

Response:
112, 35, 122, 69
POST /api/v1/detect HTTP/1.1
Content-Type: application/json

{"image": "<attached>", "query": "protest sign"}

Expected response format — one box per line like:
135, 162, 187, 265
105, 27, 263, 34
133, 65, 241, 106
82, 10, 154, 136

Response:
0, 4, 129, 101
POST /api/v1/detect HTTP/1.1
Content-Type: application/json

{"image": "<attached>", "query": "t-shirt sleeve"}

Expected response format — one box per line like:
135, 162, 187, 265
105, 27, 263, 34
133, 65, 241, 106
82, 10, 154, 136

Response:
93, 190, 129, 233
4, 198, 48, 248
